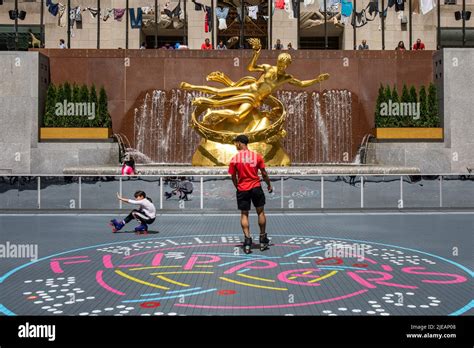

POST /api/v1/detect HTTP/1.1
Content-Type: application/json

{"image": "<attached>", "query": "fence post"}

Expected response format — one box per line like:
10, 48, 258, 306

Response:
119, 177, 123, 209
160, 177, 163, 210
400, 176, 404, 209
37, 176, 41, 209
280, 177, 284, 209
321, 176, 324, 209
439, 176, 443, 208
200, 176, 204, 210
78, 176, 82, 209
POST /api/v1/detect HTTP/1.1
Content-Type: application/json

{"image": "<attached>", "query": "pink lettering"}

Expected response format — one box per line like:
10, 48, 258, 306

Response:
223, 259, 278, 274
401, 267, 467, 284
184, 255, 221, 270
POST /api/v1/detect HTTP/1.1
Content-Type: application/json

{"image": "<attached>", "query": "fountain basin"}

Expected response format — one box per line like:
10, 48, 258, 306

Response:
63, 165, 421, 176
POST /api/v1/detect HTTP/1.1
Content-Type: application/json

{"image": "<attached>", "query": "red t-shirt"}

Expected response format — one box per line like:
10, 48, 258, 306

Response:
228, 150, 265, 192
201, 43, 213, 50
413, 42, 425, 50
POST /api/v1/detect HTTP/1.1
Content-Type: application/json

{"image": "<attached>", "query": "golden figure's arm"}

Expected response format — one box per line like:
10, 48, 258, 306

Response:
247, 38, 265, 73
289, 73, 330, 87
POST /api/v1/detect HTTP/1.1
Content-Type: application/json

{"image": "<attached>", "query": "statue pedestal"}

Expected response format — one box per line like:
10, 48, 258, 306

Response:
192, 139, 291, 166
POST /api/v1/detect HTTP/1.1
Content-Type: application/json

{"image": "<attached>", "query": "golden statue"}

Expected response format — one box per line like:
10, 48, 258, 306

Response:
180, 38, 329, 166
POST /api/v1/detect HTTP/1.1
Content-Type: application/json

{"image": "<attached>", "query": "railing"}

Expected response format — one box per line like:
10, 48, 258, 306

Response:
0, 174, 473, 211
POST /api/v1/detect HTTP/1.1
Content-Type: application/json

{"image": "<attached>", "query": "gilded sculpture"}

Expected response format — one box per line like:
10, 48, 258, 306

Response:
180, 38, 329, 166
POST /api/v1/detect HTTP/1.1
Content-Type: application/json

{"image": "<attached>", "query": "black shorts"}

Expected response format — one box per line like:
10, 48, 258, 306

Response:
236, 186, 266, 211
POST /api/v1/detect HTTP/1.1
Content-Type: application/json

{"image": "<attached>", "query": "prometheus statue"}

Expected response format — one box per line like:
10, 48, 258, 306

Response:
180, 38, 329, 166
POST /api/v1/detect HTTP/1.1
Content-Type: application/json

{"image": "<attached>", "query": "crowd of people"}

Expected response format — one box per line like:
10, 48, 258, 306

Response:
175, 37, 426, 51
58, 37, 426, 50
356, 38, 426, 50
198, 37, 296, 50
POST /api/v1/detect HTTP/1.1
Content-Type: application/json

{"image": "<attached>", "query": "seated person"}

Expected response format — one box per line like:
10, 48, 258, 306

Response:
165, 179, 194, 201
111, 191, 156, 233
121, 154, 136, 175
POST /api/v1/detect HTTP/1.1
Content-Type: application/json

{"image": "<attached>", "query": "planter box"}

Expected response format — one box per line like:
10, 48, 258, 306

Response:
375, 128, 443, 140
40, 128, 112, 140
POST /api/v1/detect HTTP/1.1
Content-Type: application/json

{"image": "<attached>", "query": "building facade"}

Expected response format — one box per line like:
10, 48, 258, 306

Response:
1, 0, 473, 50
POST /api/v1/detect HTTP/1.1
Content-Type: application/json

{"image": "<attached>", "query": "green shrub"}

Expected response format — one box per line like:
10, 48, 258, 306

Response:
427, 83, 440, 127
79, 84, 90, 127
375, 84, 386, 128
408, 86, 420, 127
55, 84, 65, 127
374, 83, 440, 128
400, 84, 410, 127
375, 85, 393, 128
98, 86, 112, 128
389, 85, 400, 127
70, 84, 81, 127
419, 85, 428, 126
43, 84, 57, 127
63, 82, 72, 104
42, 82, 112, 128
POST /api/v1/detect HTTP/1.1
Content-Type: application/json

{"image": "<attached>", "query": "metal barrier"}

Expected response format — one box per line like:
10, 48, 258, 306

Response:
0, 174, 473, 211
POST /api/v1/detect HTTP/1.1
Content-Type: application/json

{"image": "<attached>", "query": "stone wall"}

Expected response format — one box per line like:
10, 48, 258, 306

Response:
368, 48, 474, 173
31, 143, 119, 173
0, 51, 118, 174
0, 52, 43, 173
367, 142, 452, 173
271, 6, 298, 49
441, 48, 474, 172
187, 0, 213, 48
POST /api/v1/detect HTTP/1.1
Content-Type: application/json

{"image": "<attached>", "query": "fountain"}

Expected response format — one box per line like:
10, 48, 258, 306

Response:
180, 38, 331, 166
131, 88, 354, 165
62, 39, 420, 175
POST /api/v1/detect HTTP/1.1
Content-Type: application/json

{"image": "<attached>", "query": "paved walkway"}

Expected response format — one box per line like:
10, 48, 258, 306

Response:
0, 213, 472, 316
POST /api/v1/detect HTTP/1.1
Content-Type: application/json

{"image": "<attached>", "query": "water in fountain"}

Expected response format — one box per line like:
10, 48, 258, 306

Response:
277, 90, 353, 163
133, 89, 202, 164
312, 92, 329, 162
132, 89, 353, 164
133, 90, 167, 162
169, 89, 203, 163
322, 90, 353, 163
124, 148, 153, 164
276, 90, 309, 163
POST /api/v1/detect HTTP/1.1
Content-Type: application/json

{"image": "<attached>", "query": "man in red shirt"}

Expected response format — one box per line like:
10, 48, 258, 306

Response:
413, 38, 425, 50
228, 134, 273, 254
201, 38, 213, 50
